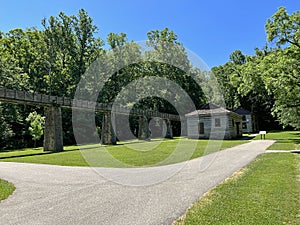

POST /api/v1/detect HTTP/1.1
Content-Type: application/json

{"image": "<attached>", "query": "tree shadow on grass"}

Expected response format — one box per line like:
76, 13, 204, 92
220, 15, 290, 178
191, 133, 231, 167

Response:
238, 135, 256, 140
291, 132, 300, 138
0, 148, 79, 160
275, 139, 300, 144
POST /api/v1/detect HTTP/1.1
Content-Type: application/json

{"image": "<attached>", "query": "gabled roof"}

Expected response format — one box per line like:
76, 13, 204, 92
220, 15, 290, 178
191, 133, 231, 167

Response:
200, 103, 220, 110
185, 103, 231, 116
234, 107, 251, 115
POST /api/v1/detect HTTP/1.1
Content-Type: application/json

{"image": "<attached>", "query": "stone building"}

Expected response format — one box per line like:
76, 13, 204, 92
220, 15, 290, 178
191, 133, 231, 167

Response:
234, 107, 258, 133
185, 103, 243, 139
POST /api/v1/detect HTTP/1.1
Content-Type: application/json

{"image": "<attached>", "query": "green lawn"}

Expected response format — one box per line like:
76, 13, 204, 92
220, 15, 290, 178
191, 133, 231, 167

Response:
174, 153, 300, 225
0, 179, 15, 202
0, 138, 248, 167
254, 131, 300, 150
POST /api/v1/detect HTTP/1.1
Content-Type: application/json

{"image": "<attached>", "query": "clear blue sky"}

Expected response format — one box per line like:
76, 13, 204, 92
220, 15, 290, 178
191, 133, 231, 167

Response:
0, 0, 299, 67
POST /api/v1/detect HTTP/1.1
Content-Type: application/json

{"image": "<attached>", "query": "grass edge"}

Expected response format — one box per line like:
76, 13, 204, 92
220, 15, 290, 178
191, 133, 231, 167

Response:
0, 178, 16, 203
172, 166, 249, 225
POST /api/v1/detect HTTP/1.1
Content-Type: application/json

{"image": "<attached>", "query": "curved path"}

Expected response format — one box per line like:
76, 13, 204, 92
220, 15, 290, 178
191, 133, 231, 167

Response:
0, 140, 274, 225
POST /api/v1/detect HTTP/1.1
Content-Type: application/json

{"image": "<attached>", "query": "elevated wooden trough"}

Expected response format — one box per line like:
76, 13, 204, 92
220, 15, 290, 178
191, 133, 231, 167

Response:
0, 87, 179, 151
0, 87, 179, 119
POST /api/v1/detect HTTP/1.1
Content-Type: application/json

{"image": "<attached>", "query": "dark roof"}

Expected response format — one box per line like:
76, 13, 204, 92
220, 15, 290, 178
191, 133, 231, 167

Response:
234, 107, 251, 115
200, 103, 221, 110
185, 103, 232, 116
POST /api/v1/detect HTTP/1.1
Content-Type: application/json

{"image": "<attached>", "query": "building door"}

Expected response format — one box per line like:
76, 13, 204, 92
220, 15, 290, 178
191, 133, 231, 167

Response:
199, 122, 204, 134
236, 122, 240, 135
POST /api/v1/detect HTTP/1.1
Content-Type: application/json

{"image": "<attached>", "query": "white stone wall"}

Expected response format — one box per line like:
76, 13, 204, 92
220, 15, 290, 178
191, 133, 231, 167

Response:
187, 113, 239, 139
242, 114, 253, 133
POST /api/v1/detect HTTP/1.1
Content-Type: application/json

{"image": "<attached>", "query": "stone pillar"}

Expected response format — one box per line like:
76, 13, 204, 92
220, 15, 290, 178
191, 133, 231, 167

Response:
101, 112, 117, 145
164, 119, 173, 139
43, 106, 64, 152
138, 116, 150, 140
181, 119, 187, 136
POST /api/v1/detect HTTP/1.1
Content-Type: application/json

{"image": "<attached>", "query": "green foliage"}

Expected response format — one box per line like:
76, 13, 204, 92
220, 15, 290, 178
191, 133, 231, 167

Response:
263, 7, 300, 128
98, 27, 206, 113
213, 7, 300, 130
0, 9, 106, 149
229, 50, 246, 65
0, 103, 30, 150
212, 62, 241, 110
0, 105, 14, 147
26, 111, 45, 147
41, 9, 104, 96
265, 7, 300, 48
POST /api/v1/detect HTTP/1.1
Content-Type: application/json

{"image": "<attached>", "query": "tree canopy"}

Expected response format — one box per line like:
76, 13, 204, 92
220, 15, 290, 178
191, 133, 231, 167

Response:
212, 7, 300, 129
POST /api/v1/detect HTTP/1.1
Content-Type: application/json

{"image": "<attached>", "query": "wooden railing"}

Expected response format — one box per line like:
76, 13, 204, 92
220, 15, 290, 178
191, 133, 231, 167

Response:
0, 87, 180, 120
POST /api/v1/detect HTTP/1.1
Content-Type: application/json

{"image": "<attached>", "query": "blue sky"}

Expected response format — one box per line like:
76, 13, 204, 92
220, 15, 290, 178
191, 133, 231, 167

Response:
0, 0, 299, 67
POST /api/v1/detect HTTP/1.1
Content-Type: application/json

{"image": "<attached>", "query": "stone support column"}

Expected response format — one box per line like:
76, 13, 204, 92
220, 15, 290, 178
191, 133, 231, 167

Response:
101, 112, 117, 145
164, 119, 173, 139
138, 116, 150, 140
43, 106, 64, 152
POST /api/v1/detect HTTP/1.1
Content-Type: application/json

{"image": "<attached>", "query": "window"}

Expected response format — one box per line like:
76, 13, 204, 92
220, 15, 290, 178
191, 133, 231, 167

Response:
199, 122, 204, 134
242, 115, 246, 121
242, 123, 247, 129
232, 119, 235, 127
215, 118, 221, 127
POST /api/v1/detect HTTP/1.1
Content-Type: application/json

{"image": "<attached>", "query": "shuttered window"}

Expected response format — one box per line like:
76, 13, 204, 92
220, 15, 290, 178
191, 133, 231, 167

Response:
215, 118, 221, 127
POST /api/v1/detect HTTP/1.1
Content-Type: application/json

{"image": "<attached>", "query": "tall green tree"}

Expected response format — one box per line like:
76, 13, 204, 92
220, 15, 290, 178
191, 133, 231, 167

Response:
263, 7, 300, 128
42, 9, 104, 97
213, 47, 278, 130
41, 9, 105, 144
142, 28, 205, 112
212, 61, 241, 110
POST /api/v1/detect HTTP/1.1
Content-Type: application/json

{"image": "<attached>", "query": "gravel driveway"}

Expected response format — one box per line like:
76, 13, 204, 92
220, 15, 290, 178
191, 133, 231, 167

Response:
0, 140, 274, 225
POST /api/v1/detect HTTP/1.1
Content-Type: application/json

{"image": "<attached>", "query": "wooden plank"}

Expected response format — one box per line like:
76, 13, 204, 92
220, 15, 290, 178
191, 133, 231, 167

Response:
56, 97, 64, 105
15, 90, 25, 100
34, 93, 42, 102
25, 92, 34, 101
63, 97, 71, 106
0, 88, 5, 97
5, 89, 15, 98
42, 94, 50, 103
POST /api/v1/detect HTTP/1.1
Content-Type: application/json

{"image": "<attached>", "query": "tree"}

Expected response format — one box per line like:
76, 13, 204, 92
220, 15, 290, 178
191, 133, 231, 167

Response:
42, 9, 104, 97
212, 62, 241, 110
265, 7, 300, 48
107, 32, 127, 49
212, 47, 280, 130
143, 28, 205, 112
217, 7, 300, 130
264, 7, 300, 128
230, 50, 246, 65
41, 9, 104, 145
26, 111, 45, 148
0, 104, 14, 149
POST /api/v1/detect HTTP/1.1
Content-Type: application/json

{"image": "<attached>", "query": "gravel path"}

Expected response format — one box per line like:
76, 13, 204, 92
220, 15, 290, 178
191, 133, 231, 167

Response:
0, 140, 274, 225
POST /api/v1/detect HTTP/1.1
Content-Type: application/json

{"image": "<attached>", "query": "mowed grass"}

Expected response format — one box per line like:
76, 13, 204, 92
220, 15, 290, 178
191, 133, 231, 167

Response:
254, 130, 300, 150
174, 153, 300, 225
0, 138, 248, 167
0, 179, 15, 202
